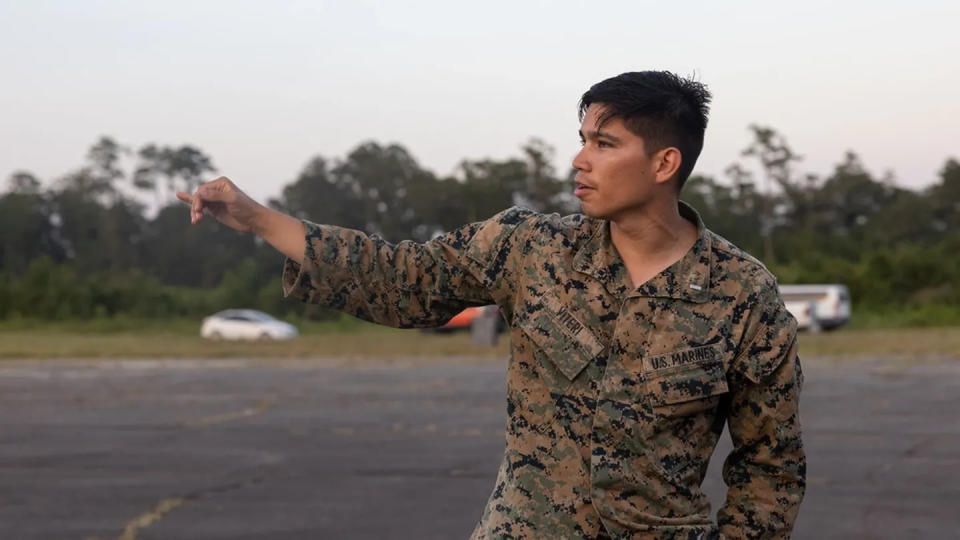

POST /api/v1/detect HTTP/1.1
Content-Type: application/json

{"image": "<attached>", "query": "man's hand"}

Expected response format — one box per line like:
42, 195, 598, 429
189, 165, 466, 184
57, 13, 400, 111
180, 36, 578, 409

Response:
176, 176, 307, 264
176, 176, 265, 234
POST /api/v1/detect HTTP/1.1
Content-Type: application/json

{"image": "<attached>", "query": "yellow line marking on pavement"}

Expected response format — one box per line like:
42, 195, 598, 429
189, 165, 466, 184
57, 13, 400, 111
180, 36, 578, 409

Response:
182, 396, 277, 427
116, 497, 185, 540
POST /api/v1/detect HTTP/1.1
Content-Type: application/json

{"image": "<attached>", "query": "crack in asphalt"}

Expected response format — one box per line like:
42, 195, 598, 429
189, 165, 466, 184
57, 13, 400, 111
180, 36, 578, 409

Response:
113, 475, 266, 540
116, 497, 185, 540
181, 396, 278, 428
109, 395, 279, 540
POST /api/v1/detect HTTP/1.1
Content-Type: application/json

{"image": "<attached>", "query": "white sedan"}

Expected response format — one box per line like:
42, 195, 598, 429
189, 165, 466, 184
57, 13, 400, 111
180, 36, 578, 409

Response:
200, 309, 298, 341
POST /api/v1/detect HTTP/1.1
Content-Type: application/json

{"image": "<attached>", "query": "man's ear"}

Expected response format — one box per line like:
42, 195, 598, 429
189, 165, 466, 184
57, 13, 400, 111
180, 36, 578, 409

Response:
653, 147, 682, 185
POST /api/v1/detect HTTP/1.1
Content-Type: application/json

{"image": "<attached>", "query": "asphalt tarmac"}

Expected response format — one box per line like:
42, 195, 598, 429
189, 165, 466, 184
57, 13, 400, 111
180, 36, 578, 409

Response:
1, 354, 958, 539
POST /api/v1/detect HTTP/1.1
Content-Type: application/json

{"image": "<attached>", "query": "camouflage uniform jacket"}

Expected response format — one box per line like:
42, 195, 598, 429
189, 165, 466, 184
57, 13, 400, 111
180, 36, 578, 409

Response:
282, 202, 806, 539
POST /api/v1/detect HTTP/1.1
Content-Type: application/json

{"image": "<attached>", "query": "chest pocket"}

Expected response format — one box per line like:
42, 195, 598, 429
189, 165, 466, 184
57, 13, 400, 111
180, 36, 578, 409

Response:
515, 293, 605, 381
644, 346, 729, 416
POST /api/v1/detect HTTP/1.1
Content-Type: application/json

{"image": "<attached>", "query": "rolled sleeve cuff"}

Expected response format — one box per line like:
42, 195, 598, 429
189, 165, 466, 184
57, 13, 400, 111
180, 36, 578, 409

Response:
281, 257, 312, 300
280, 220, 340, 304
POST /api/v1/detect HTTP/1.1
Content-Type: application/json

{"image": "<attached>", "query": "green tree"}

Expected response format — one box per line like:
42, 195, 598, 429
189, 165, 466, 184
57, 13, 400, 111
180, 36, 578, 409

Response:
741, 125, 803, 262
516, 138, 569, 213
681, 173, 761, 255
804, 152, 906, 258
456, 157, 527, 223
133, 143, 216, 203
928, 158, 960, 233
329, 142, 437, 241
142, 204, 267, 289
271, 156, 365, 231
0, 172, 61, 273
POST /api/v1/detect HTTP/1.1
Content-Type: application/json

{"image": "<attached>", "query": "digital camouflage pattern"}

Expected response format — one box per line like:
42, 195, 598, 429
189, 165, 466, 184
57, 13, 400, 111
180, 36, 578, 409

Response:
282, 202, 805, 539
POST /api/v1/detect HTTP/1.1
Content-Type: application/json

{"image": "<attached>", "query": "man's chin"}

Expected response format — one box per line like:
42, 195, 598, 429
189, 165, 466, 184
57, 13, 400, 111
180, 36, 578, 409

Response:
579, 202, 608, 220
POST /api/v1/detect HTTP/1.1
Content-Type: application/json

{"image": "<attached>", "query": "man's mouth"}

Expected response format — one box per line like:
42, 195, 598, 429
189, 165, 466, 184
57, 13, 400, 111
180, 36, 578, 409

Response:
574, 181, 595, 197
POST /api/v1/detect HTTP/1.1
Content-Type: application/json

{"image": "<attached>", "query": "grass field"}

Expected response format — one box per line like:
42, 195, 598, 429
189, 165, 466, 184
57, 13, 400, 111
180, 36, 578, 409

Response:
0, 318, 957, 360
797, 326, 960, 358
0, 319, 512, 360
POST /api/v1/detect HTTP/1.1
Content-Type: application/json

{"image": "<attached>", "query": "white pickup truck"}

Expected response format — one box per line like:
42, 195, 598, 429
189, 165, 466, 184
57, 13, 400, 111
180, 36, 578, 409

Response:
784, 300, 820, 332
780, 284, 851, 330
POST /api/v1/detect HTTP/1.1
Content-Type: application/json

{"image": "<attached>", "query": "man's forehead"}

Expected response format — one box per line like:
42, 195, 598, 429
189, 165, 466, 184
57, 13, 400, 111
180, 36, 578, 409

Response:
580, 106, 631, 138
581, 103, 626, 130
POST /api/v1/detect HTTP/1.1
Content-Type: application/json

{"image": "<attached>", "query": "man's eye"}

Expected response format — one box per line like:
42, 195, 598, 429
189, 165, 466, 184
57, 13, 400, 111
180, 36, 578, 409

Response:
597, 140, 611, 148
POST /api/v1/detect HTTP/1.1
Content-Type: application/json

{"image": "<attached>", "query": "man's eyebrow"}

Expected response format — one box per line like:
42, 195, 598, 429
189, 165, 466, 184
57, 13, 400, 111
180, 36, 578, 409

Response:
578, 129, 621, 143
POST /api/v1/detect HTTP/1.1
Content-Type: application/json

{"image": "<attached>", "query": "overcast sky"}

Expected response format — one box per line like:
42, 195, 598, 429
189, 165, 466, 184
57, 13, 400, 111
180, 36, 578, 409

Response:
2, 0, 958, 206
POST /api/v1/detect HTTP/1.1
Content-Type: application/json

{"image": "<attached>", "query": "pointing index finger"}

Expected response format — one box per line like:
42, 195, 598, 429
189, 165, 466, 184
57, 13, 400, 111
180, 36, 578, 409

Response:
192, 190, 204, 224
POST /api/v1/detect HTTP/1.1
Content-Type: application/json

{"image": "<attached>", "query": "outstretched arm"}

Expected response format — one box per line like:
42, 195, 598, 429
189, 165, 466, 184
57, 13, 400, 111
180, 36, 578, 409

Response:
176, 176, 305, 264
280, 207, 536, 328
178, 176, 537, 328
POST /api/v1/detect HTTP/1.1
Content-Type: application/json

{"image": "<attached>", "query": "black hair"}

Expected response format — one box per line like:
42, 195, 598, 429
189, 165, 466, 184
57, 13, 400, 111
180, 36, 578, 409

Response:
578, 71, 711, 190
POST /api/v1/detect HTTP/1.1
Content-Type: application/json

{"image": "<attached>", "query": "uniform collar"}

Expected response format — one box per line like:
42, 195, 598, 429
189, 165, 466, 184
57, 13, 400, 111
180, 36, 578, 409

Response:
572, 201, 712, 303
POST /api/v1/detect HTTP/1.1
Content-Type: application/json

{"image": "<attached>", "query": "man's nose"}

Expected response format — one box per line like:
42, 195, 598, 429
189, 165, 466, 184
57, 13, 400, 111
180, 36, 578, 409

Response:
572, 147, 590, 172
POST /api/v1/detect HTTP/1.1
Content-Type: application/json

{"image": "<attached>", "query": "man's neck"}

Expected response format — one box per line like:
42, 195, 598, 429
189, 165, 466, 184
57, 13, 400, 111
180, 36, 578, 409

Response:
609, 199, 699, 288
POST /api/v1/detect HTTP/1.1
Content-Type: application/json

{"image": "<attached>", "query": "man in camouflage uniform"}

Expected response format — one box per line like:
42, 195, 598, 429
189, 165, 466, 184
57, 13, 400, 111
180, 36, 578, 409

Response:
179, 71, 805, 539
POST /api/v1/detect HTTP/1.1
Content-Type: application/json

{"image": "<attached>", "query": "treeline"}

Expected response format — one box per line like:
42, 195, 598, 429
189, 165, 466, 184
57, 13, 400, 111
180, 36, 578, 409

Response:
0, 128, 958, 325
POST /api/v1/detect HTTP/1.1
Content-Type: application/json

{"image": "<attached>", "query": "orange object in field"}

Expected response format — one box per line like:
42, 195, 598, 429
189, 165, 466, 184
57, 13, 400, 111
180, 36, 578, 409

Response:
442, 306, 483, 329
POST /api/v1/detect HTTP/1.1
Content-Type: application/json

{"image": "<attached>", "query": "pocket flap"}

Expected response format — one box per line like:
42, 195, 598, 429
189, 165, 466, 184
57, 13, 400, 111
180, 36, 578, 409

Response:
516, 295, 604, 381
